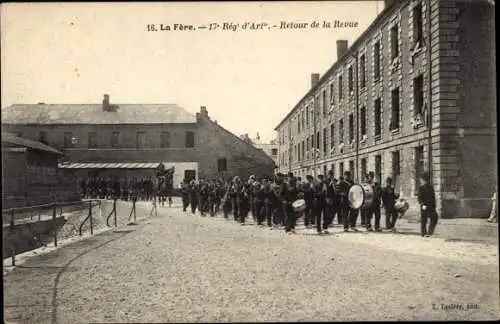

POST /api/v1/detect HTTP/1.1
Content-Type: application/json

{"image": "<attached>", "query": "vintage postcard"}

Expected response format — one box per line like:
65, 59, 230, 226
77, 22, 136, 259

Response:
1, 1, 498, 323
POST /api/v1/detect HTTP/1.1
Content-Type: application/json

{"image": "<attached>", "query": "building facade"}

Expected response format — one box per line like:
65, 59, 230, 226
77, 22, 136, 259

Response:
275, 0, 496, 218
242, 133, 279, 168
2, 96, 275, 187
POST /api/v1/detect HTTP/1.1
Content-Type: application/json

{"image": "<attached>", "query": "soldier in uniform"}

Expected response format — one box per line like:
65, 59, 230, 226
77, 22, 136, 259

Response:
382, 176, 399, 231
302, 175, 314, 228
238, 179, 251, 224
112, 176, 120, 200
189, 180, 199, 214
121, 176, 129, 201
281, 173, 301, 234
222, 179, 232, 219
145, 176, 154, 201
338, 171, 358, 232
180, 178, 190, 212
251, 178, 265, 226
198, 179, 209, 216
261, 177, 273, 228
230, 177, 241, 221
365, 171, 383, 232
273, 173, 286, 227
359, 173, 369, 227
323, 170, 338, 232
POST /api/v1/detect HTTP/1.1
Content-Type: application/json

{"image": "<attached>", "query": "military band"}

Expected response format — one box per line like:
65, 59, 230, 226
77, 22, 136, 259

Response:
76, 167, 434, 237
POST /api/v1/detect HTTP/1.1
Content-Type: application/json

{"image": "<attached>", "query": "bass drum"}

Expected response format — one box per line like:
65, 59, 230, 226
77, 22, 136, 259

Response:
292, 199, 307, 213
348, 183, 374, 210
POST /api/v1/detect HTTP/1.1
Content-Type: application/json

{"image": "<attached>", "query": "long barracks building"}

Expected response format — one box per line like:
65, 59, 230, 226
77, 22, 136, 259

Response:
274, 0, 496, 218
2, 95, 275, 187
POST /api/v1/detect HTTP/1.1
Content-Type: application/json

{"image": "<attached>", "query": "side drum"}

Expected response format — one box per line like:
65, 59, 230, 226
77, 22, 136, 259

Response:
348, 183, 374, 210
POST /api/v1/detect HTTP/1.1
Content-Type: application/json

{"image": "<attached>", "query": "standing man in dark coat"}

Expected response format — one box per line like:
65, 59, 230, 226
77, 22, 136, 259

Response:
302, 175, 314, 228
281, 174, 301, 234
338, 171, 358, 232
382, 176, 399, 231
189, 180, 199, 214
365, 172, 383, 231
180, 178, 190, 212
324, 170, 338, 231
418, 171, 438, 237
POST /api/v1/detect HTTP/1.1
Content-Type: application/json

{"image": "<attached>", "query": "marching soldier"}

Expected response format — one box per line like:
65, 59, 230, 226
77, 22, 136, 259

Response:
251, 178, 265, 226
360, 173, 369, 227
382, 176, 399, 231
237, 179, 251, 224
230, 177, 241, 221
365, 172, 383, 232
274, 173, 286, 227
180, 178, 190, 212
338, 171, 358, 232
189, 180, 199, 214
261, 177, 274, 227
324, 170, 338, 231
302, 175, 314, 228
222, 179, 232, 219
281, 173, 301, 234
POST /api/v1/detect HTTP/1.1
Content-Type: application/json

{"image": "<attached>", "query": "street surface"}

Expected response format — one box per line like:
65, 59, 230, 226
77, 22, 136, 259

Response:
3, 200, 499, 323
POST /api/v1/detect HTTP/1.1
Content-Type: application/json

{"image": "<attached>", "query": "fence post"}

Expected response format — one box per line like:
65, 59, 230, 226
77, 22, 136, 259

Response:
52, 203, 58, 247
133, 199, 137, 223
89, 201, 93, 235
114, 199, 117, 227
10, 209, 15, 266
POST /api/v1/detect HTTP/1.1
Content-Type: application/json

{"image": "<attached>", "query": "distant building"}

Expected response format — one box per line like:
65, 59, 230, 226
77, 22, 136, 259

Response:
274, 0, 496, 218
244, 133, 279, 169
1, 133, 80, 208
1, 95, 275, 186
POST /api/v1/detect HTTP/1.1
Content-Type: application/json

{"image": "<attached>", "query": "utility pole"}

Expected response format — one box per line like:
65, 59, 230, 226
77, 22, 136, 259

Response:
354, 52, 360, 183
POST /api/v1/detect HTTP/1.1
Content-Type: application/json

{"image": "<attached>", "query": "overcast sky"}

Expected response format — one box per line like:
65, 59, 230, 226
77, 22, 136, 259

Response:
1, 1, 384, 142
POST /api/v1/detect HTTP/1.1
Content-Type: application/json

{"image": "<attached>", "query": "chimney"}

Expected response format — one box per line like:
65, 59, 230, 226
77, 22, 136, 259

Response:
102, 94, 110, 111
200, 106, 209, 118
311, 73, 320, 88
336, 40, 348, 60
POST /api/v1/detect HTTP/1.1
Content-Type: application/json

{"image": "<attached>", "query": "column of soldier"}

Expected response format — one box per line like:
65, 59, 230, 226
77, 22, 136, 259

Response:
178, 170, 401, 235
77, 176, 157, 201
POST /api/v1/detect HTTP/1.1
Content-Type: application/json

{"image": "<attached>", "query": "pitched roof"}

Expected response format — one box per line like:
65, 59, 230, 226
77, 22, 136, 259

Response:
1, 103, 196, 125
1, 132, 62, 154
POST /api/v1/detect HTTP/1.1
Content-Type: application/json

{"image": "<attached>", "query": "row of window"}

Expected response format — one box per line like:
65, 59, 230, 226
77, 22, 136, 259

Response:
38, 131, 196, 149
282, 76, 425, 165
282, 3, 425, 143
288, 146, 425, 192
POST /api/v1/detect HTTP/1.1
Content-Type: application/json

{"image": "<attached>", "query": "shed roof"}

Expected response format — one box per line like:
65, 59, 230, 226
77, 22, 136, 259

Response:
1, 103, 196, 125
1, 133, 62, 154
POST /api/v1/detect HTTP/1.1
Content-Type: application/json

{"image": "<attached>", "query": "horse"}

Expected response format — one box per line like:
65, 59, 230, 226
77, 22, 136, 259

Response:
157, 167, 174, 207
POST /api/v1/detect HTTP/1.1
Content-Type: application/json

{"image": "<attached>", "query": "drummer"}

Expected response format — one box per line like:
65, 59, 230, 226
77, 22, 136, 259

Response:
281, 173, 301, 234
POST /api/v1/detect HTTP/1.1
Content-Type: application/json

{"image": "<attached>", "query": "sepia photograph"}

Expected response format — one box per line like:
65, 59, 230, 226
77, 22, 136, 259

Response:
1, 0, 498, 322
